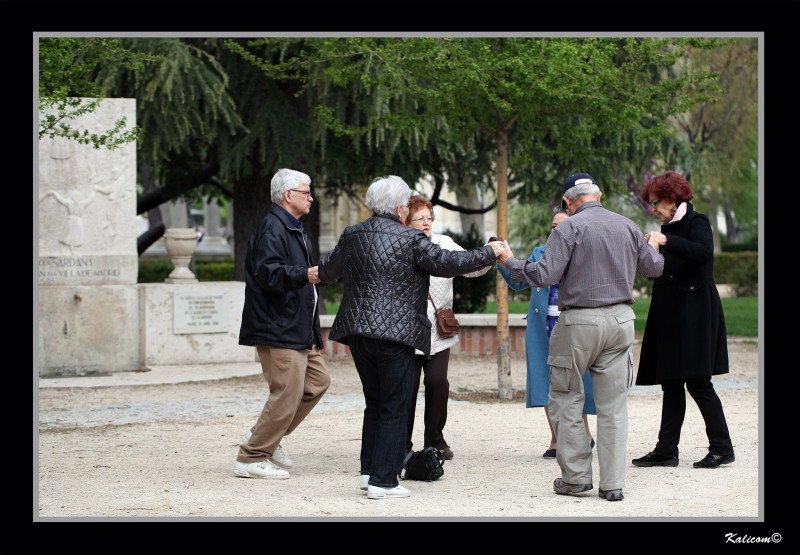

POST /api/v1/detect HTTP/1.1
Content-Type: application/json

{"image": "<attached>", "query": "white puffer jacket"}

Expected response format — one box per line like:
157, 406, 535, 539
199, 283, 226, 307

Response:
418, 233, 492, 356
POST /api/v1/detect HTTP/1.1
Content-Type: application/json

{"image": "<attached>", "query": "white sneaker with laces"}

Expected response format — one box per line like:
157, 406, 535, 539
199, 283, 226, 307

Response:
367, 484, 411, 499
234, 460, 289, 479
269, 445, 293, 469
359, 475, 370, 491
241, 429, 293, 469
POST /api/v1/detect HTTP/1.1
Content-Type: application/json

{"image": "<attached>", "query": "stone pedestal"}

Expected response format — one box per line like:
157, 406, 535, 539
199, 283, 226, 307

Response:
39, 285, 141, 376
139, 282, 255, 367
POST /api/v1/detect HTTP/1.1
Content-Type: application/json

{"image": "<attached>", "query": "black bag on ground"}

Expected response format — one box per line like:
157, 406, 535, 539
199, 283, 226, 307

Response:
400, 447, 445, 481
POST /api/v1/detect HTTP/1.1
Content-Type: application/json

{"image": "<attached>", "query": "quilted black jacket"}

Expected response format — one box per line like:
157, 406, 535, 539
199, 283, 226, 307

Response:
238, 204, 323, 350
318, 213, 496, 356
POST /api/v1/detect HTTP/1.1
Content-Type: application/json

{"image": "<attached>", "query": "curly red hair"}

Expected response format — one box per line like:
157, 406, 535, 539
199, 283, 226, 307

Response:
641, 170, 694, 206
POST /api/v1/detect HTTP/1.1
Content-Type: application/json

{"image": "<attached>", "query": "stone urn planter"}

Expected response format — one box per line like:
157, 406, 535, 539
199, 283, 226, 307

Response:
164, 227, 199, 283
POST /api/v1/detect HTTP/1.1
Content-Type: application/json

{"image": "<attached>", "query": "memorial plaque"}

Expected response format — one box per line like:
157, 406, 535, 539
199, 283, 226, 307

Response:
173, 289, 230, 334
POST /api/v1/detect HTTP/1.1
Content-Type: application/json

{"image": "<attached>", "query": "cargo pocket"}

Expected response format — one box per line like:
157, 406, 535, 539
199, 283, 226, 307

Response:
547, 354, 575, 393
615, 309, 636, 346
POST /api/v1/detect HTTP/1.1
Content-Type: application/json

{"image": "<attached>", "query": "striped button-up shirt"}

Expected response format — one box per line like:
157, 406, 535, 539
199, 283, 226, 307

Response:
505, 201, 664, 309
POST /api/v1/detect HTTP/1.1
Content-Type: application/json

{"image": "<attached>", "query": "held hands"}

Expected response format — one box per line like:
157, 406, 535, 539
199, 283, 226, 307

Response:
308, 266, 320, 284
499, 240, 514, 264
644, 231, 665, 251
487, 240, 505, 259
489, 239, 513, 265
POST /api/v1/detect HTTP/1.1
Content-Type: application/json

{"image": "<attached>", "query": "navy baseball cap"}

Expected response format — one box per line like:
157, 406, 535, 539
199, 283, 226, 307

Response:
562, 173, 597, 209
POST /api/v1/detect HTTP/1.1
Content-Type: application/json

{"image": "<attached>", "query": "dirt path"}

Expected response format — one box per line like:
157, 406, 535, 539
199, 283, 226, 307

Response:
36, 340, 761, 522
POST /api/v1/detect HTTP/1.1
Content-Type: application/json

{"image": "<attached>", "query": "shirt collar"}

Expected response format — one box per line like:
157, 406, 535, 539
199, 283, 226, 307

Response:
275, 204, 303, 230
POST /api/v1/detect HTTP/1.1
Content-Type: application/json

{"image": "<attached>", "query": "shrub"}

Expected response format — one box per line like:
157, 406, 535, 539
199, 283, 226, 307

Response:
714, 252, 758, 296
448, 224, 496, 313
138, 259, 235, 283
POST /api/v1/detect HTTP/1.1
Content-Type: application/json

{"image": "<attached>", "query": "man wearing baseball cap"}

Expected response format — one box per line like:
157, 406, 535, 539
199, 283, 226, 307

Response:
496, 172, 664, 501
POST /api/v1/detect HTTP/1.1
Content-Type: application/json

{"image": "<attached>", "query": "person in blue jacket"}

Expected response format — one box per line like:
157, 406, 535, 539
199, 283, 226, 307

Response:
497, 210, 595, 459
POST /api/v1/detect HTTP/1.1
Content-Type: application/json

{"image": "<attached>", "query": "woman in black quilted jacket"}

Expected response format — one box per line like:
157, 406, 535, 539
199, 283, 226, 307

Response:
318, 175, 505, 500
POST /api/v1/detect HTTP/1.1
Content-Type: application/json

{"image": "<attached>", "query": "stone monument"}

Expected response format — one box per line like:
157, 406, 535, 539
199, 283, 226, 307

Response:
38, 98, 255, 377
38, 98, 140, 376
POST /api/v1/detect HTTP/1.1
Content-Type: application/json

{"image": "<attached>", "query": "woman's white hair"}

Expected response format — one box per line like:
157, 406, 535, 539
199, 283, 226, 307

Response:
365, 175, 411, 215
271, 168, 311, 203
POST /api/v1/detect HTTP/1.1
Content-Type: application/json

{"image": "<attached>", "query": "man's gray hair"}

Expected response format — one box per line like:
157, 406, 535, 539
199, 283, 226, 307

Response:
365, 175, 411, 215
271, 168, 311, 203
564, 181, 601, 202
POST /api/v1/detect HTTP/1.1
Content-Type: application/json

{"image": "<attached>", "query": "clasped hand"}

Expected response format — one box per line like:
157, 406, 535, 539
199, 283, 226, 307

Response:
490, 240, 514, 265
644, 231, 666, 251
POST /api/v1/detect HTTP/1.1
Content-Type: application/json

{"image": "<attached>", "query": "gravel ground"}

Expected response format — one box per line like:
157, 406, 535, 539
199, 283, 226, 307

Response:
26, 338, 796, 555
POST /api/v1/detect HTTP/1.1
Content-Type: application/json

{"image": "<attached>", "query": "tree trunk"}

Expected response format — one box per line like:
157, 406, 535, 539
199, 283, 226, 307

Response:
722, 193, 740, 244
232, 174, 272, 281
709, 185, 722, 253
495, 125, 512, 399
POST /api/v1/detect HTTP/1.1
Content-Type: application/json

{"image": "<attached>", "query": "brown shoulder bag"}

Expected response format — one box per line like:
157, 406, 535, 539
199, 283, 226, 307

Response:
429, 294, 460, 337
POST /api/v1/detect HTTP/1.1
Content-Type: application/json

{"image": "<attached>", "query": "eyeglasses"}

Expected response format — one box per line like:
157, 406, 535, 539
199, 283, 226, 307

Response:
649, 198, 661, 208
410, 215, 435, 223
290, 189, 312, 198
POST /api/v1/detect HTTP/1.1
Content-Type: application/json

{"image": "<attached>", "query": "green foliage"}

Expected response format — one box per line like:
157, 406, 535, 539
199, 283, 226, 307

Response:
320, 281, 345, 314
713, 252, 758, 296
484, 296, 757, 337
631, 252, 758, 298
137, 259, 173, 283
631, 296, 757, 337
721, 242, 757, 253
94, 37, 245, 189
137, 259, 235, 283
194, 261, 237, 282
38, 38, 149, 149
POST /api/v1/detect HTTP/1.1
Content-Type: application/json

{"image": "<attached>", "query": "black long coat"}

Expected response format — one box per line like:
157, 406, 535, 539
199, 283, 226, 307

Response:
635, 203, 729, 385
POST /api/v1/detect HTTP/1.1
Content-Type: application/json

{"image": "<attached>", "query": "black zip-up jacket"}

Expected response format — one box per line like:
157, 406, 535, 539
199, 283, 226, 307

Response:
239, 204, 322, 350
318, 213, 496, 356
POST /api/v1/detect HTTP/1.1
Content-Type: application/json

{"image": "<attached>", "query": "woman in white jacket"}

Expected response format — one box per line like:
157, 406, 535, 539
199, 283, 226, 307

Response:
404, 195, 491, 460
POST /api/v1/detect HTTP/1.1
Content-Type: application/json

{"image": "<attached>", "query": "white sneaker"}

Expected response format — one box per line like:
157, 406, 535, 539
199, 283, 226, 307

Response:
359, 475, 370, 491
269, 445, 293, 469
241, 429, 252, 445
367, 484, 411, 499
241, 430, 293, 469
234, 460, 289, 479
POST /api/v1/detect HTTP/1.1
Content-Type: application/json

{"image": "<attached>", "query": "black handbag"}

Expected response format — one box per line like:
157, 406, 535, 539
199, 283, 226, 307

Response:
400, 447, 445, 481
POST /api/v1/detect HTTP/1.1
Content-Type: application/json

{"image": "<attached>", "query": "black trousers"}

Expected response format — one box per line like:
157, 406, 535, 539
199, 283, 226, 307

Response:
406, 349, 451, 452
654, 375, 734, 458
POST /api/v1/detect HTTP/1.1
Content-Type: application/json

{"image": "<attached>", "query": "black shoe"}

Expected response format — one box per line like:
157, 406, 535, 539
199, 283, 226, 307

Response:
598, 488, 624, 501
553, 478, 593, 495
439, 447, 454, 460
631, 451, 679, 467
693, 453, 735, 468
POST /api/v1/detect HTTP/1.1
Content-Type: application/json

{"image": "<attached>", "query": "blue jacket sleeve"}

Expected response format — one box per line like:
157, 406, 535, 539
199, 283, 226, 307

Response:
497, 246, 543, 291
